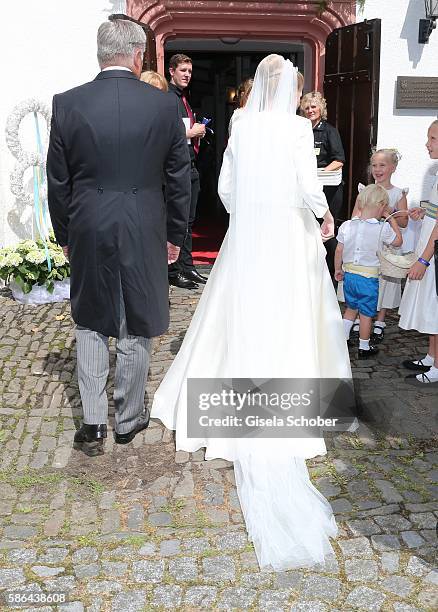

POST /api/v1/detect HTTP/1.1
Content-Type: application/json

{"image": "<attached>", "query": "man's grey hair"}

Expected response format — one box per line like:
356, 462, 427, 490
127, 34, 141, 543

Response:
97, 20, 146, 68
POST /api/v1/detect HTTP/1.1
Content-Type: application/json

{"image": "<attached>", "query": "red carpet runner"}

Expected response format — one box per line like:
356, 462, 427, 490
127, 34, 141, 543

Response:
192, 220, 227, 265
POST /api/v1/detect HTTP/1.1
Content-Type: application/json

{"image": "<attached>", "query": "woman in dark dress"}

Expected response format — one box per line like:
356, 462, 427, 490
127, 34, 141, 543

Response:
300, 91, 345, 278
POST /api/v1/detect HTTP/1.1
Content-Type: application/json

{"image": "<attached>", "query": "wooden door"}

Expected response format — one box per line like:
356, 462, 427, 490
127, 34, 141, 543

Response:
142, 25, 157, 72
324, 19, 381, 219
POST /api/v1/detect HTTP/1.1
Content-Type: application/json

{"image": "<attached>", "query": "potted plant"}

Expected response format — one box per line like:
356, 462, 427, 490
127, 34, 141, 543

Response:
0, 234, 70, 304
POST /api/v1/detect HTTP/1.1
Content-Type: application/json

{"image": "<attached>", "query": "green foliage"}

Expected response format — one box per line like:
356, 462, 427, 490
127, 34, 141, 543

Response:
124, 534, 149, 547
76, 533, 99, 547
69, 475, 105, 496
3, 470, 64, 491
0, 232, 69, 294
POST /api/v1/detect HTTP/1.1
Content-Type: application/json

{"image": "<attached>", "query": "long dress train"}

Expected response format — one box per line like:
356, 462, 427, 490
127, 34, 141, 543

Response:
152, 213, 350, 569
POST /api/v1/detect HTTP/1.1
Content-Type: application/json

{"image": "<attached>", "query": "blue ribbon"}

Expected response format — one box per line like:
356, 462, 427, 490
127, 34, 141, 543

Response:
33, 111, 51, 272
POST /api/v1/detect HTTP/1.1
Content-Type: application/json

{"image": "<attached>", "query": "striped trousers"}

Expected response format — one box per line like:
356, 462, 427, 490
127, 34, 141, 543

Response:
75, 288, 152, 434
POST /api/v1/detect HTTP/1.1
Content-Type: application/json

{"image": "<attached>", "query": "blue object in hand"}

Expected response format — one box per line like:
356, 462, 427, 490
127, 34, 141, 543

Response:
201, 117, 214, 135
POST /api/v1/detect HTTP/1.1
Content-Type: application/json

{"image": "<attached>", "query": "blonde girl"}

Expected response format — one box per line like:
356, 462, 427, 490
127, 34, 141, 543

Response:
349, 149, 408, 341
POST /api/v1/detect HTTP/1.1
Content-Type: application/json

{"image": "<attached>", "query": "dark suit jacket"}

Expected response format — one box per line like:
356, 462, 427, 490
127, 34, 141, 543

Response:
47, 70, 191, 338
168, 82, 195, 162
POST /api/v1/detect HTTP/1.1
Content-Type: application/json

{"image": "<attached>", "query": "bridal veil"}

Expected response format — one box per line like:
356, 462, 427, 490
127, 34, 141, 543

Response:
152, 54, 352, 570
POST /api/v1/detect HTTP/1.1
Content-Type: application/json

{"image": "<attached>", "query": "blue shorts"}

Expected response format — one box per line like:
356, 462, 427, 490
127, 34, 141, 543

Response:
343, 272, 379, 317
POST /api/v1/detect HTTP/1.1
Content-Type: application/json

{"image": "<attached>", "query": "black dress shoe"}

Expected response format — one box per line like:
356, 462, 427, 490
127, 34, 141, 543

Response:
402, 359, 431, 372
73, 423, 107, 456
169, 273, 198, 289
183, 269, 207, 284
358, 345, 379, 359
114, 413, 150, 445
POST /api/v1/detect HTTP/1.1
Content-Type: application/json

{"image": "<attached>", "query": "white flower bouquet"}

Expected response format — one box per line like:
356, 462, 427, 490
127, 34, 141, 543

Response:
0, 234, 70, 303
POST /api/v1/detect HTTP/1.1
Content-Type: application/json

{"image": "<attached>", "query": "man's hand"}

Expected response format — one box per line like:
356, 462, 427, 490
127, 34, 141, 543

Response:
409, 207, 426, 221
408, 260, 428, 280
62, 246, 69, 261
167, 242, 180, 264
188, 123, 206, 139
334, 269, 344, 282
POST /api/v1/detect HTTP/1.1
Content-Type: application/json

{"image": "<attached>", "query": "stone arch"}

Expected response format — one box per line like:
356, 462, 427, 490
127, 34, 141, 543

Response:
127, 1, 356, 88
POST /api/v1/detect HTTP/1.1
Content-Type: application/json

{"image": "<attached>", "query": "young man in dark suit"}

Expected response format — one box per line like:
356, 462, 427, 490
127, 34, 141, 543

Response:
167, 53, 208, 289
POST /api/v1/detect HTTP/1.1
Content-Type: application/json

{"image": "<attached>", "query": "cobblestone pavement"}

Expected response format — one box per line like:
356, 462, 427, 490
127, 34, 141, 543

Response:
0, 271, 437, 612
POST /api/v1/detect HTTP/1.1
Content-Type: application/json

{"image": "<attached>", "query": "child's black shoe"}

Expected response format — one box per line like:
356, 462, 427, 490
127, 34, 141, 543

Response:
358, 345, 379, 359
350, 323, 360, 339
371, 327, 384, 343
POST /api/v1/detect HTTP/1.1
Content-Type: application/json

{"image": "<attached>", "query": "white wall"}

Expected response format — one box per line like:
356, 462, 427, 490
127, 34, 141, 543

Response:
358, 0, 438, 205
2, 1, 437, 248
0, 0, 122, 247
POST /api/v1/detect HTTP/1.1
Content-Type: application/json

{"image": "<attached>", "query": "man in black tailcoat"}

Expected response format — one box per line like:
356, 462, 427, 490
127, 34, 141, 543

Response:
47, 20, 191, 455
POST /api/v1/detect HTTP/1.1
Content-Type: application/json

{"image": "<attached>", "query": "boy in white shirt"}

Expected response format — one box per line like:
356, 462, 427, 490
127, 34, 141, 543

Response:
335, 184, 403, 359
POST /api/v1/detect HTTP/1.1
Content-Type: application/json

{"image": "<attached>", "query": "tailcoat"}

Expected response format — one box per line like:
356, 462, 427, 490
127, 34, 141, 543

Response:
47, 70, 191, 337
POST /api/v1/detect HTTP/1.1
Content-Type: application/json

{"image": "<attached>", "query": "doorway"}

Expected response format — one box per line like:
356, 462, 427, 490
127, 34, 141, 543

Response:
164, 41, 306, 263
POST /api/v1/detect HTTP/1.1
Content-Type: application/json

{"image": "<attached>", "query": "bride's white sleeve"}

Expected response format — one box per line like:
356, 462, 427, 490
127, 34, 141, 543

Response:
294, 121, 329, 219
218, 142, 233, 213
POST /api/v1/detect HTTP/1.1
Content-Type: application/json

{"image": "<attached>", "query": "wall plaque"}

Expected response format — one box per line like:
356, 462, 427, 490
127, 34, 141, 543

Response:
396, 76, 438, 109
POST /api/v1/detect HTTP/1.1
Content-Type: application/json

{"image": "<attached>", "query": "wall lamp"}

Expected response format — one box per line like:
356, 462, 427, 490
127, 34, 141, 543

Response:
419, 0, 438, 43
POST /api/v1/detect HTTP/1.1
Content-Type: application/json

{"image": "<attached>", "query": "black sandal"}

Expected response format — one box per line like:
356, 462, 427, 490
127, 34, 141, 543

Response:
405, 372, 438, 386
402, 359, 431, 372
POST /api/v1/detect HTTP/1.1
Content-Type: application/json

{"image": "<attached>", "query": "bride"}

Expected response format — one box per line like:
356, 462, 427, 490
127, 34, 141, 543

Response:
151, 54, 352, 571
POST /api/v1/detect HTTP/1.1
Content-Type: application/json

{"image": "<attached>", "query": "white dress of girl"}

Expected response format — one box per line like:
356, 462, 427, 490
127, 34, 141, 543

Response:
377, 185, 408, 310
399, 174, 438, 334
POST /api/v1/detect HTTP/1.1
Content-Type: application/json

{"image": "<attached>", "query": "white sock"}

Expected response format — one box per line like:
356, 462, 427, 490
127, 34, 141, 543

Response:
417, 365, 438, 382
415, 354, 434, 366
343, 319, 354, 339
427, 365, 438, 379
373, 321, 386, 336
359, 338, 370, 350
352, 318, 360, 332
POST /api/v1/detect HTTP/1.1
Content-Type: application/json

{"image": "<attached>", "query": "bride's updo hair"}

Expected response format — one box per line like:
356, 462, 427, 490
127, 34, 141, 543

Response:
258, 54, 302, 93
260, 53, 285, 101
248, 54, 298, 113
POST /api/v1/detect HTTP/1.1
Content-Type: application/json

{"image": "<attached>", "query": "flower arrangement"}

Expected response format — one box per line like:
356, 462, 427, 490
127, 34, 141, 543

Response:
0, 234, 70, 294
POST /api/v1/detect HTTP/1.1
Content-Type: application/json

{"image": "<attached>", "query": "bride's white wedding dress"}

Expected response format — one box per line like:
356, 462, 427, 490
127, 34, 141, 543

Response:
152, 56, 352, 571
